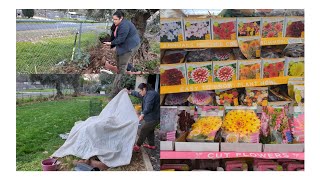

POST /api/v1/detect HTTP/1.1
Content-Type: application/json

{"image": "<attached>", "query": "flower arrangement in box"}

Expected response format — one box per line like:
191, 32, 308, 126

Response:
184, 18, 211, 41
285, 17, 304, 38
221, 107, 261, 143
187, 91, 214, 106
161, 50, 187, 64
244, 87, 268, 107
238, 36, 261, 59
261, 17, 285, 38
215, 89, 239, 106
160, 18, 183, 42
238, 60, 262, 80
237, 17, 261, 37
186, 62, 212, 84
285, 57, 304, 77
262, 58, 285, 78
160, 64, 187, 86
213, 60, 237, 82
212, 18, 237, 40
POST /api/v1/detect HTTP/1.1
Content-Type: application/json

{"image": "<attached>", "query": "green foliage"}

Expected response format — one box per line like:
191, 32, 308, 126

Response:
22, 9, 34, 18
130, 96, 142, 104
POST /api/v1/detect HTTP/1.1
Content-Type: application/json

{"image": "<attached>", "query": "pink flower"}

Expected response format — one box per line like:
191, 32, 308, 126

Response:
267, 31, 275, 37
274, 22, 283, 32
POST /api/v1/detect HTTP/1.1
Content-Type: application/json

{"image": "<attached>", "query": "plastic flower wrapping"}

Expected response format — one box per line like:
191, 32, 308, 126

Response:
238, 36, 261, 59
285, 17, 304, 38
262, 17, 285, 38
160, 18, 183, 42
286, 57, 304, 77
293, 85, 304, 106
238, 60, 262, 80
161, 50, 187, 64
187, 91, 214, 106
184, 18, 211, 41
160, 107, 178, 140
185, 49, 214, 62
213, 60, 237, 82
160, 64, 187, 86
212, 18, 237, 40
187, 116, 222, 142
164, 92, 190, 106
244, 87, 268, 107
237, 17, 261, 37
221, 108, 261, 143
290, 107, 304, 143
215, 89, 239, 106
187, 62, 212, 84
262, 58, 285, 78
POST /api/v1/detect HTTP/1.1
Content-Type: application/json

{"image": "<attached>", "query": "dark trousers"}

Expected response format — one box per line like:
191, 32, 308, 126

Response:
117, 44, 140, 74
137, 120, 159, 146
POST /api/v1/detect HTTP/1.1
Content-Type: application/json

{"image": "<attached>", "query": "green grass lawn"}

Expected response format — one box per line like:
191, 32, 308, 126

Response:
16, 95, 107, 171
16, 32, 98, 74
21, 88, 56, 92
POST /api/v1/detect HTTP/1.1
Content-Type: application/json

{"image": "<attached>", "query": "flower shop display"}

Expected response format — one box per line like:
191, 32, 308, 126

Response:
160, 64, 187, 86
262, 58, 285, 78
290, 107, 304, 143
285, 57, 304, 77
285, 17, 304, 38
213, 60, 237, 82
161, 50, 187, 64
160, 18, 183, 42
183, 18, 211, 41
187, 91, 214, 106
186, 112, 223, 142
164, 92, 190, 106
238, 60, 262, 80
238, 36, 261, 59
244, 87, 268, 106
212, 48, 235, 61
185, 49, 214, 62
215, 89, 239, 106
261, 17, 285, 38
237, 17, 261, 37
221, 107, 261, 143
186, 62, 212, 84
293, 85, 304, 106
211, 18, 237, 40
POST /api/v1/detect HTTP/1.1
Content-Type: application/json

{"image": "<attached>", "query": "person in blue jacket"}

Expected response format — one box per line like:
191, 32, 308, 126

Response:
124, 83, 160, 152
103, 10, 140, 74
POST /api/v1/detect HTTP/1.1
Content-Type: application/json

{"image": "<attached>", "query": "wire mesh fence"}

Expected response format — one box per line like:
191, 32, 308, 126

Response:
16, 20, 110, 74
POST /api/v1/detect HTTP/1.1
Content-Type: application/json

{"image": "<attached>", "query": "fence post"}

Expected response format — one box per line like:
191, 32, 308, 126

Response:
78, 22, 83, 55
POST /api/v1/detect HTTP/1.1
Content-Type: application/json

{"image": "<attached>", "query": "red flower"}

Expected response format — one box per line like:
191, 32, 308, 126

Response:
264, 65, 271, 73
264, 23, 272, 31
275, 62, 284, 71
267, 31, 275, 38
274, 22, 283, 32
269, 71, 278, 78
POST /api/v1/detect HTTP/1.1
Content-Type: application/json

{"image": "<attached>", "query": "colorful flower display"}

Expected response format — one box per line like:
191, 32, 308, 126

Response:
188, 91, 214, 106
187, 116, 222, 141
263, 59, 285, 78
222, 108, 261, 143
160, 19, 183, 42
237, 18, 261, 37
286, 58, 304, 77
244, 87, 268, 107
215, 89, 239, 106
262, 17, 284, 38
160, 64, 187, 86
184, 19, 211, 41
187, 62, 212, 84
238, 60, 262, 80
285, 17, 304, 38
213, 60, 237, 82
238, 37, 261, 59
212, 18, 237, 40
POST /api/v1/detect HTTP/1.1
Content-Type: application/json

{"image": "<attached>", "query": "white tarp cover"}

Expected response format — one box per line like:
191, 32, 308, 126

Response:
52, 90, 139, 167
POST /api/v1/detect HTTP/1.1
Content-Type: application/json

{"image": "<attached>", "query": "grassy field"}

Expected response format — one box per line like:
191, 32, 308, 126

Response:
16, 95, 107, 171
16, 32, 98, 74
21, 88, 56, 92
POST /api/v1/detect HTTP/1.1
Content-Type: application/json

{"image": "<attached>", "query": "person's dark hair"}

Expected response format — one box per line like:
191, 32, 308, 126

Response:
138, 83, 153, 91
113, 10, 125, 19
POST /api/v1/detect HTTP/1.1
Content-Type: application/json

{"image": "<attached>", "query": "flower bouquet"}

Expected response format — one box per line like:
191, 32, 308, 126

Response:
267, 107, 292, 144
212, 18, 237, 40
261, 17, 285, 38
185, 49, 214, 62
285, 17, 304, 38
285, 57, 304, 77
244, 87, 268, 107
160, 64, 187, 86
262, 58, 285, 78
164, 92, 190, 106
237, 17, 261, 37
221, 107, 261, 143
161, 50, 187, 64
215, 89, 239, 106
213, 60, 237, 82
187, 91, 214, 106
184, 18, 211, 41
160, 18, 183, 42
238, 36, 261, 59
186, 62, 212, 84
238, 60, 262, 80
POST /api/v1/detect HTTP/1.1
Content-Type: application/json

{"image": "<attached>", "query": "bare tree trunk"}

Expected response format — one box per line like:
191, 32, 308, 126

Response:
55, 82, 63, 99
71, 74, 81, 97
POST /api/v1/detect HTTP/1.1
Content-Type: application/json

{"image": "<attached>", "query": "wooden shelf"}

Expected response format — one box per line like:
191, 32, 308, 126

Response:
160, 151, 304, 160
160, 38, 304, 49
160, 77, 292, 94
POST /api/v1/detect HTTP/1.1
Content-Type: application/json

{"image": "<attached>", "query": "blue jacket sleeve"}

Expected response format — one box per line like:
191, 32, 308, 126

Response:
130, 91, 143, 98
111, 22, 129, 46
141, 93, 155, 115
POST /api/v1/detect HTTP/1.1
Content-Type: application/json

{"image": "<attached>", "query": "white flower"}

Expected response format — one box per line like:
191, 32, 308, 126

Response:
172, 29, 178, 36
249, 92, 254, 97
167, 32, 175, 41
185, 30, 192, 38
